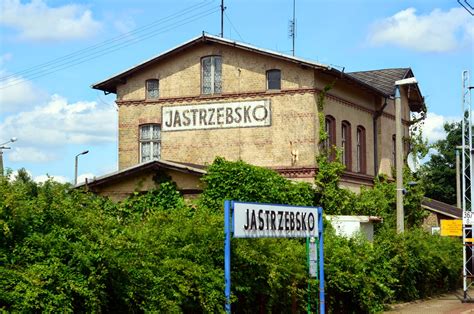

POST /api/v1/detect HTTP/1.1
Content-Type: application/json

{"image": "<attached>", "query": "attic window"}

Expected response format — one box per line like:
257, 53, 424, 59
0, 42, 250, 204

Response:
266, 69, 281, 90
146, 79, 159, 99
202, 56, 222, 95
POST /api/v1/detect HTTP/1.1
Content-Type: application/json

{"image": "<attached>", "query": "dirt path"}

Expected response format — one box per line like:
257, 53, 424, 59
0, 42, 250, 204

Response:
384, 291, 474, 314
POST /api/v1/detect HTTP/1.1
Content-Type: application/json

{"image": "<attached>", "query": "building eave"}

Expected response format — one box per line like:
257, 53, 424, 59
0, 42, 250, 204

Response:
75, 159, 207, 189
91, 33, 388, 98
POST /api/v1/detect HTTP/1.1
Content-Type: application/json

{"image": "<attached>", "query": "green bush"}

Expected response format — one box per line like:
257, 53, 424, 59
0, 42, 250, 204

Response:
0, 171, 111, 312
0, 162, 463, 313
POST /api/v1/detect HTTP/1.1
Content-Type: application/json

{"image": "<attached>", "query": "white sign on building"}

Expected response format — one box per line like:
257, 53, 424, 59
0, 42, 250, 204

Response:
162, 100, 271, 131
233, 202, 318, 238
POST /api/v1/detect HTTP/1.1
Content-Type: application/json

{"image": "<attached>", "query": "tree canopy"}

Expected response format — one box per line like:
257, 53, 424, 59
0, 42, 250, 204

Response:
420, 121, 461, 205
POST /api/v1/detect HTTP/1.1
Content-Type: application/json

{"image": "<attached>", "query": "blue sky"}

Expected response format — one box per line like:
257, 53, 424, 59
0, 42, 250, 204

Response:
0, 0, 473, 183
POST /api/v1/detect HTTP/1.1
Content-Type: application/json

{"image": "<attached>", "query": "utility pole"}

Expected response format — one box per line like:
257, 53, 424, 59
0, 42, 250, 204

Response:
220, 0, 225, 38
289, 0, 296, 56
461, 70, 474, 303
456, 146, 462, 208
0, 137, 17, 176
395, 87, 404, 233
394, 77, 418, 234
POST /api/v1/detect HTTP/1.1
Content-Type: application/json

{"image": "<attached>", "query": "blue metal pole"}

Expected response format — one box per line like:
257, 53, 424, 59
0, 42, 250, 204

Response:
306, 237, 311, 314
224, 200, 231, 313
318, 207, 325, 314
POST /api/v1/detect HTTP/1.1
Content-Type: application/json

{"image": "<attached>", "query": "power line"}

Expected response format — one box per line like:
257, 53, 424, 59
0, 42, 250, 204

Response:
0, 1, 215, 83
224, 12, 243, 41
1, 7, 220, 90
0, 2, 219, 89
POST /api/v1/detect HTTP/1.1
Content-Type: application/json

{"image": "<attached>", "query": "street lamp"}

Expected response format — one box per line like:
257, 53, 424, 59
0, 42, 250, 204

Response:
74, 150, 89, 185
0, 137, 18, 176
394, 77, 418, 234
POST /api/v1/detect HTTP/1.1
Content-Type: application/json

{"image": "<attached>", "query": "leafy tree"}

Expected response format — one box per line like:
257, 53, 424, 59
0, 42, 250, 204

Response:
0, 170, 113, 312
420, 122, 461, 205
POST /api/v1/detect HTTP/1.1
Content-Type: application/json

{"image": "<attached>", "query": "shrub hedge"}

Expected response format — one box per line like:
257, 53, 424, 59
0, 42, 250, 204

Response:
0, 162, 462, 313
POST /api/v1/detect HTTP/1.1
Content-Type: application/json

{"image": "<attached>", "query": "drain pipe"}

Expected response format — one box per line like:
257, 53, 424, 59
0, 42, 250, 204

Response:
373, 98, 389, 176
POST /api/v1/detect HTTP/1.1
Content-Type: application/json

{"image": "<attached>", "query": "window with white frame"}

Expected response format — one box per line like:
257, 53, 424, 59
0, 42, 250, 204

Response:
146, 79, 159, 99
202, 56, 222, 94
140, 124, 161, 162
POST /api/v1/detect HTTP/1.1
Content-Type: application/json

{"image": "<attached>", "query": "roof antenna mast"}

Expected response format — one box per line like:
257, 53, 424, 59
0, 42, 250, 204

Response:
289, 0, 296, 56
220, 0, 226, 37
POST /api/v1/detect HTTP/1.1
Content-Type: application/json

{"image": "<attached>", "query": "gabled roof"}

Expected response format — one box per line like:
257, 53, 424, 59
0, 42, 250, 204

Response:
421, 197, 462, 219
75, 159, 207, 189
91, 33, 396, 99
92, 33, 330, 94
348, 68, 425, 112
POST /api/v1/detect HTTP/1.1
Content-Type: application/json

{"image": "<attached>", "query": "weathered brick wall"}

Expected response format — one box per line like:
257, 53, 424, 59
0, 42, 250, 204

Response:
115, 41, 411, 184
117, 44, 319, 170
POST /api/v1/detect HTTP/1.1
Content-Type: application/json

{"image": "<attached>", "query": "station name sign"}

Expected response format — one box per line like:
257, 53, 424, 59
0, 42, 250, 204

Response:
233, 202, 318, 238
162, 100, 271, 131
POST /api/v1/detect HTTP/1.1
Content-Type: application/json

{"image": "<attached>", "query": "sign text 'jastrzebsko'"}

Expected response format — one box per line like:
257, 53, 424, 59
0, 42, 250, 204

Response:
162, 100, 271, 131
233, 202, 318, 238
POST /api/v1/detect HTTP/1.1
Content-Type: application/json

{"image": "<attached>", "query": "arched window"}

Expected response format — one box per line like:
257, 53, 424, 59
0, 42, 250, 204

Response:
201, 56, 222, 95
356, 126, 366, 173
341, 121, 352, 170
139, 124, 161, 162
146, 79, 159, 99
324, 115, 336, 160
266, 69, 281, 90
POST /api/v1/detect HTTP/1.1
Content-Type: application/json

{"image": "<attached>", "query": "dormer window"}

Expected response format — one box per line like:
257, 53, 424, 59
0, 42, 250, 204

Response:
202, 56, 222, 95
266, 69, 281, 90
146, 79, 159, 99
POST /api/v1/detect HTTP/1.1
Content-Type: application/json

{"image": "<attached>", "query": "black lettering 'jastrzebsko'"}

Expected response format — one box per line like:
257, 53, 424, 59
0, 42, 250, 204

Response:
243, 208, 315, 232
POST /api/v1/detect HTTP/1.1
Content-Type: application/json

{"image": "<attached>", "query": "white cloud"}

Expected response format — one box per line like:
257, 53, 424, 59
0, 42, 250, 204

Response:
76, 172, 95, 184
0, 94, 117, 149
34, 174, 69, 184
422, 112, 459, 143
114, 16, 136, 34
0, 72, 48, 113
9, 168, 32, 181
368, 7, 474, 52
0, 0, 102, 41
8, 147, 55, 162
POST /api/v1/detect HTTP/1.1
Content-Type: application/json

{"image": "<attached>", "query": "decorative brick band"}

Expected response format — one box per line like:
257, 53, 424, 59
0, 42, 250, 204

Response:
381, 112, 410, 126
272, 166, 375, 186
116, 87, 378, 117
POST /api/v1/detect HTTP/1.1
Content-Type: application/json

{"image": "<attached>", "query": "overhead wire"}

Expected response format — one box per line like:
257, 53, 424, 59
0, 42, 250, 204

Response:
0, 2, 219, 89
224, 11, 244, 41
0, 0, 214, 82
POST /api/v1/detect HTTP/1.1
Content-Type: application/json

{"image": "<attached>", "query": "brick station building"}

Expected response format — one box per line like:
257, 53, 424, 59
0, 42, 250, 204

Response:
86, 34, 424, 199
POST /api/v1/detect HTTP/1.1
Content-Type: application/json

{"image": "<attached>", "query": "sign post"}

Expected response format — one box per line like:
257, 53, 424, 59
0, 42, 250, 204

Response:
224, 201, 324, 313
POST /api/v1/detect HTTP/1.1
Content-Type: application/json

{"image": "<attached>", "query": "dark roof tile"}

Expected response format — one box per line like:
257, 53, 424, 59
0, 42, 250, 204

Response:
347, 68, 411, 96
422, 197, 462, 219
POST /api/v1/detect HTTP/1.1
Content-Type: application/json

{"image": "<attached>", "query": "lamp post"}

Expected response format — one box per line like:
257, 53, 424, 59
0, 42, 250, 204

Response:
394, 77, 418, 233
0, 137, 18, 176
74, 150, 89, 185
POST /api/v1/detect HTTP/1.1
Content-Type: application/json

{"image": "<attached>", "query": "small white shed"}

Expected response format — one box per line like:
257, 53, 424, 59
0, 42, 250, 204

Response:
326, 215, 383, 241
